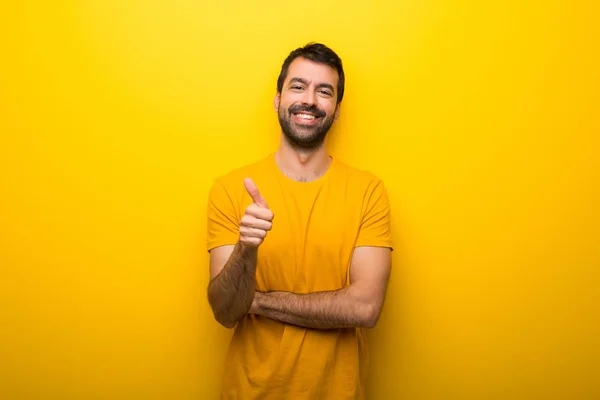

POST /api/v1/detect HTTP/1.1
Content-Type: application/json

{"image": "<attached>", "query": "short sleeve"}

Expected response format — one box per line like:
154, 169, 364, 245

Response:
206, 179, 240, 252
355, 179, 393, 250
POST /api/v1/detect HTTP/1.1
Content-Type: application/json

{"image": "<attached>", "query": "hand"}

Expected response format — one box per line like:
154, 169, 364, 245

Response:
239, 178, 274, 248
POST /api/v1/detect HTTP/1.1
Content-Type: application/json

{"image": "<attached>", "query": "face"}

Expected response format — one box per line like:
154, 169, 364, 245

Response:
275, 57, 341, 150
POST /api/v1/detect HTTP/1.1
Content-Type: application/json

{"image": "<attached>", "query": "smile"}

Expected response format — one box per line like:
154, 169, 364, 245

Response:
296, 113, 317, 120
291, 111, 323, 125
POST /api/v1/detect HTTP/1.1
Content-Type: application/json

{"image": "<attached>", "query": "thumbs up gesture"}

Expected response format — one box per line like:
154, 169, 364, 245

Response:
240, 178, 274, 248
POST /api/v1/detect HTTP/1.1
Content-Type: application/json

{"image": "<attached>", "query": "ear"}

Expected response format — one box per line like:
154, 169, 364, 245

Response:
274, 93, 280, 112
334, 104, 341, 121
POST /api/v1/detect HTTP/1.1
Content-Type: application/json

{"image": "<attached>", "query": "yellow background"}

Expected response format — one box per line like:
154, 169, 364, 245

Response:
1, 1, 599, 399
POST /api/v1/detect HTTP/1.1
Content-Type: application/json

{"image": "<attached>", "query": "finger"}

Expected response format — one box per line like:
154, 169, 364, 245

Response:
241, 215, 273, 231
244, 178, 268, 208
245, 205, 274, 221
239, 226, 267, 239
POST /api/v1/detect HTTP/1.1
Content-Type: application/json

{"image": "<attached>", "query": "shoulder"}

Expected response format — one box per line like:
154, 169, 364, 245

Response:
211, 154, 273, 194
331, 158, 391, 218
333, 157, 388, 193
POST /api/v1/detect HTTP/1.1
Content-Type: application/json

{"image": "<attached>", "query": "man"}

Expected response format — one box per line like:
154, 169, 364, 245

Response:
206, 42, 393, 399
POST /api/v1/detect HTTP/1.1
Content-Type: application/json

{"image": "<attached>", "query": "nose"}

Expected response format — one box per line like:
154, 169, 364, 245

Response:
301, 88, 317, 106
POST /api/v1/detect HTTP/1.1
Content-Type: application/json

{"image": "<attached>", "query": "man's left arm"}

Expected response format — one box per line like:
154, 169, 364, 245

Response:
250, 245, 391, 329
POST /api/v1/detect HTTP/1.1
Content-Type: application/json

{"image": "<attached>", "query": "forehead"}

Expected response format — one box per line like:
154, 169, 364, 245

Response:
285, 57, 339, 87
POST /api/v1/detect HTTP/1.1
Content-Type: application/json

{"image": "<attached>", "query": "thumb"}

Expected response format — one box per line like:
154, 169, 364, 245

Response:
244, 177, 268, 208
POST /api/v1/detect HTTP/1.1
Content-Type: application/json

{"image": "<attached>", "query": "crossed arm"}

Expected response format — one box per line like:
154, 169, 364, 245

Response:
208, 245, 392, 330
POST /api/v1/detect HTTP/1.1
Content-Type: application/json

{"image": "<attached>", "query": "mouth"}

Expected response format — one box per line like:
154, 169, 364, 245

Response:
291, 111, 322, 126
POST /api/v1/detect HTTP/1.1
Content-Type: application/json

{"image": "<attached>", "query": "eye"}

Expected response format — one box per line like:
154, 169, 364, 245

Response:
291, 85, 304, 91
319, 90, 332, 96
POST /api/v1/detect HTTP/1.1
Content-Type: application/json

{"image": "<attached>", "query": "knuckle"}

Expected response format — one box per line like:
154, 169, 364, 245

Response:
240, 215, 251, 225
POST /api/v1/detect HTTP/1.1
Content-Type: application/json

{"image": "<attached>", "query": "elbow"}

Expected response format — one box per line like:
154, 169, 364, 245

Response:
207, 295, 239, 329
361, 302, 382, 329
216, 316, 237, 329
206, 282, 254, 329
208, 297, 248, 329
210, 305, 243, 329
211, 305, 242, 329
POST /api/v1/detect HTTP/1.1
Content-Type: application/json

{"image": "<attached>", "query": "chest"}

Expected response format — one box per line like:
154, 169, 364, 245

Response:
254, 185, 363, 293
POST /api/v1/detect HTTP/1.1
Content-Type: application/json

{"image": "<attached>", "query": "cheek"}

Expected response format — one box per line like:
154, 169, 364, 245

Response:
279, 96, 297, 110
319, 100, 336, 115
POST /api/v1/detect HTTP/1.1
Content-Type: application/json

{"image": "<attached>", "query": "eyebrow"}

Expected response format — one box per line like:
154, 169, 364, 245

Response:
289, 77, 335, 92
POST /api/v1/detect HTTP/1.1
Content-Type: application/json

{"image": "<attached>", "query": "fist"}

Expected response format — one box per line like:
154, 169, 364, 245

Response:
239, 178, 274, 248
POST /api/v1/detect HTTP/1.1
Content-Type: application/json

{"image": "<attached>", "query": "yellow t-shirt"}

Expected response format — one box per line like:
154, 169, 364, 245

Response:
207, 153, 393, 399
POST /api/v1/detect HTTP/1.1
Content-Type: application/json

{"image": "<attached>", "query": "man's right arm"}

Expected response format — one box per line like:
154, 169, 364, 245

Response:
207, 243, 258, 328
206, 177, 273, 328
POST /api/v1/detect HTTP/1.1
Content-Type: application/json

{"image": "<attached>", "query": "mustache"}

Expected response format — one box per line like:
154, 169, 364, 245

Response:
288, 104, 326, 118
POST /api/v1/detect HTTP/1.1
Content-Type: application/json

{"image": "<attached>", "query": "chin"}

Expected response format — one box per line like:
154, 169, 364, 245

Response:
284, 132, 327, 150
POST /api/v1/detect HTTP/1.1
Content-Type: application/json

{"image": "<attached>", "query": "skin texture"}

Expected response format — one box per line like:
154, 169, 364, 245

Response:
207, 57, 391, 330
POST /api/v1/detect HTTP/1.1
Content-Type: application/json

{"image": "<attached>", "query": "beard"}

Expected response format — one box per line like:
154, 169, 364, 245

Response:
278, 103, 335, 150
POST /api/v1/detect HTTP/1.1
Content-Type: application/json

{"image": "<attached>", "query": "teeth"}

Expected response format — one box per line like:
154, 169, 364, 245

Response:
297, 113, 316, 120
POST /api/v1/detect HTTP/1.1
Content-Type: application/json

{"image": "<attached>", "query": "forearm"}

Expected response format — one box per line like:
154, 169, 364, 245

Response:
208, 242, 257, 328
252, 286, 378, 330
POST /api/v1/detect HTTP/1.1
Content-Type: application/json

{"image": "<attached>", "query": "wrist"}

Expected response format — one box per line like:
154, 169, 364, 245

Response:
250, 291, 263, 314
237, 240, 259, 256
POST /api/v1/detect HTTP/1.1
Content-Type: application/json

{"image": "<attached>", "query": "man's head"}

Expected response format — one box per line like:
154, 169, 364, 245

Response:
274, 43, 345, 150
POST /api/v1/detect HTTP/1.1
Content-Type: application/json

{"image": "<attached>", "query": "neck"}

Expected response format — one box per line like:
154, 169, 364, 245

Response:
274, 135, 332, 182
